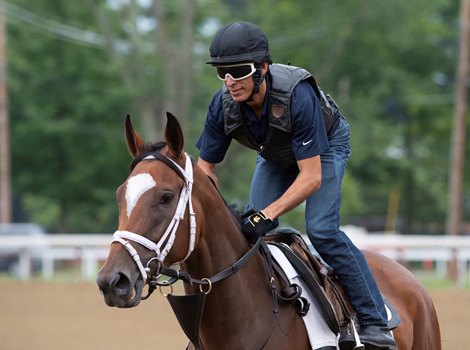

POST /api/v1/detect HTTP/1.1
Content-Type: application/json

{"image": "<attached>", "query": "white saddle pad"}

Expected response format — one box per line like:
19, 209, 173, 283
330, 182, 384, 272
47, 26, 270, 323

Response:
268, 244, 339, 350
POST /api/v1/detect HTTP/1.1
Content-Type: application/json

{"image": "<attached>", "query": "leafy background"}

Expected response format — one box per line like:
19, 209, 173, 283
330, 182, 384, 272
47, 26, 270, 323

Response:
5, 0, 466, 235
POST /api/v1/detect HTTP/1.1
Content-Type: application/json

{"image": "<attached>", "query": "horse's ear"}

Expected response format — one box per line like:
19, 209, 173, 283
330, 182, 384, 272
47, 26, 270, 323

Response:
164, 112, 184, 159
125, 114, 146, 158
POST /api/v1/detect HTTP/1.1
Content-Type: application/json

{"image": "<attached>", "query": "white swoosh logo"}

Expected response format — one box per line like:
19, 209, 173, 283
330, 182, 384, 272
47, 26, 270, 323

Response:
302, 139, 313, 146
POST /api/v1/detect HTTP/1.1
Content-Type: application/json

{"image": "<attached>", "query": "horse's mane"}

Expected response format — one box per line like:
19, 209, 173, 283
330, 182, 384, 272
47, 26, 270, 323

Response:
205, 173, 243, 224
129, 141, 243, 225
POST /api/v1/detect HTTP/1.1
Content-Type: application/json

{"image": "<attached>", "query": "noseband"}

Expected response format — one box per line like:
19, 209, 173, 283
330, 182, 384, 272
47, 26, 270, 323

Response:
112, 151, 196, 284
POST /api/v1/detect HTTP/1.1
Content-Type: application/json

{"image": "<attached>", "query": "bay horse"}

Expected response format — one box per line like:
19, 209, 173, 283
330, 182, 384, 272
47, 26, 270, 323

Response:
97, 113, 441, 350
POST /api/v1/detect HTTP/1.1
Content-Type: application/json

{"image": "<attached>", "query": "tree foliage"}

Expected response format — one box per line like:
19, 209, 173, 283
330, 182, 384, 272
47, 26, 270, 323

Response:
5, 0, 464, 234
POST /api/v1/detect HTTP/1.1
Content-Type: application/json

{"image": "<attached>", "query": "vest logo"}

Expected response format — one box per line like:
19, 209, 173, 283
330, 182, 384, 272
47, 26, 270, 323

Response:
271, 104, 285, 118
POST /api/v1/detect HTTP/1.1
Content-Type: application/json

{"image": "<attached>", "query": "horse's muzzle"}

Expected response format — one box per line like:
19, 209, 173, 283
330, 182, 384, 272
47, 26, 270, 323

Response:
97, 269, 144, 308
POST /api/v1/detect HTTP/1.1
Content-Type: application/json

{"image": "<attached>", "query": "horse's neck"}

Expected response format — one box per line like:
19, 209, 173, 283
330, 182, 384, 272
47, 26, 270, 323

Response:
183, 177, 268, 296
185, 200, 250, 279
180, 179, 281, 348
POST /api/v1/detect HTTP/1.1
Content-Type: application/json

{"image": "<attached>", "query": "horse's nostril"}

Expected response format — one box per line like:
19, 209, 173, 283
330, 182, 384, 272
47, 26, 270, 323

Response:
112, 272, 132, 294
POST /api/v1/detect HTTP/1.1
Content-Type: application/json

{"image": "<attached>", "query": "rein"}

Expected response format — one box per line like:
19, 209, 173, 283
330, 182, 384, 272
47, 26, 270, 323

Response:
157, 238, 262, 290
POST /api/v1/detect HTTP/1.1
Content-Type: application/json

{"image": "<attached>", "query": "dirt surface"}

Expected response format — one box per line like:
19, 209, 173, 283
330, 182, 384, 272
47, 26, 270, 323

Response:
0, 280, 467, 350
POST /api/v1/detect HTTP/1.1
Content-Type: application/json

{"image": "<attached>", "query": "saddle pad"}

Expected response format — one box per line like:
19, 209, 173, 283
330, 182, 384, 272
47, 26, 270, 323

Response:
385, 298, 400, 330
268, 244, 339, 350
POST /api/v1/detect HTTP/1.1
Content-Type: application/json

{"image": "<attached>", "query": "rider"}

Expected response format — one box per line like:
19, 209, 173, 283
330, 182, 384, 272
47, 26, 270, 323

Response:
196, 21, 397, 350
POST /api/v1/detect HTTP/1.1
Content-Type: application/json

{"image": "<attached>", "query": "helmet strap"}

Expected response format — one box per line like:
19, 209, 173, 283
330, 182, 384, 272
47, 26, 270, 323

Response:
245, 65, 264, 103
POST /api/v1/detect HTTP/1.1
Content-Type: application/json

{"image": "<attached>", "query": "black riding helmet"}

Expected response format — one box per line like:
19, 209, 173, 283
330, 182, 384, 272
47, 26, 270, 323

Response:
207, 21, 272, 65
207, 22, 272, 101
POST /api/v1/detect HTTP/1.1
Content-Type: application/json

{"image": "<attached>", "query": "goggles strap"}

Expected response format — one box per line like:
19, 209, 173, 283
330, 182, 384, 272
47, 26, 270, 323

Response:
245, 65, 264, 103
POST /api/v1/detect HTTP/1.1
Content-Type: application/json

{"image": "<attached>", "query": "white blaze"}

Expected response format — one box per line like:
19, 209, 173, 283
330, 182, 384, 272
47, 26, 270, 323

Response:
125, 173, 156, 217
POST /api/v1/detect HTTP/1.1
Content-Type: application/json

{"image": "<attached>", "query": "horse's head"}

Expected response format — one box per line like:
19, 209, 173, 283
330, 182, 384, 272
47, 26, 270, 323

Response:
97, 112, 197, 308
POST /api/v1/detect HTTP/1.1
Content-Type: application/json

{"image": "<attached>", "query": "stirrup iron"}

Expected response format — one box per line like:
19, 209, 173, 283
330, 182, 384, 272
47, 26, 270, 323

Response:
351, 321, 365, 350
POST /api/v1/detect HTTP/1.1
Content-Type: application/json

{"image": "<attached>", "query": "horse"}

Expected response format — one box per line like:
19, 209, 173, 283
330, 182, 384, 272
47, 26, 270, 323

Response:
97, 113, 441, 350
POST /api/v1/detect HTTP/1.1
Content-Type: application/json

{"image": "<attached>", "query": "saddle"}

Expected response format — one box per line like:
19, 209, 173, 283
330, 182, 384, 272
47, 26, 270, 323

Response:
264, 228, 355, 334
264, 228, 400, 338
182, 227, 400, 350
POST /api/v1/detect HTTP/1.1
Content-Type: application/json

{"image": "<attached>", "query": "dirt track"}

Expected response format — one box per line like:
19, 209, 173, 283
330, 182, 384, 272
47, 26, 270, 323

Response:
0, 281, 467, 350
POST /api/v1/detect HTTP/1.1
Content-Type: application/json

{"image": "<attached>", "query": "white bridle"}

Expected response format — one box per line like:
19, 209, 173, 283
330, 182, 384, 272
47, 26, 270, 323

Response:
112, 153, 196, 282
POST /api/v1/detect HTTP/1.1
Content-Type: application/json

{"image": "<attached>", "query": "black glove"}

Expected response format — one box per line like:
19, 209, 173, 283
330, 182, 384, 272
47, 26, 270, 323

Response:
241, 209, 272, 244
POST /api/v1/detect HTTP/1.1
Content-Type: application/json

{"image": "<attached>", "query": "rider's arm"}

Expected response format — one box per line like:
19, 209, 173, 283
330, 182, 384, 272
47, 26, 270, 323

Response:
262, 155, 321, 220
196, 90, 231, 183
263, 81, 327, 220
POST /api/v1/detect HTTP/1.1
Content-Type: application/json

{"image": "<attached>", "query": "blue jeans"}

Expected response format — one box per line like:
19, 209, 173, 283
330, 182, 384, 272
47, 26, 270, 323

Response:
249, 117, 388, 326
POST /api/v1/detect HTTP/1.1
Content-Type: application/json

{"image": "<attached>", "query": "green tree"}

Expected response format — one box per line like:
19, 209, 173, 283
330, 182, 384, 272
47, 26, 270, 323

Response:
5, 0, 463, 235
8, 0, 132, 232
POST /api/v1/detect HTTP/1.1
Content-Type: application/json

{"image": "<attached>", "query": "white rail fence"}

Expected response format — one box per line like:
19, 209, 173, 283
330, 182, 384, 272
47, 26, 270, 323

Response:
2, 233, 470, 284
0, 234, 110, 280
352, 234, 470, 286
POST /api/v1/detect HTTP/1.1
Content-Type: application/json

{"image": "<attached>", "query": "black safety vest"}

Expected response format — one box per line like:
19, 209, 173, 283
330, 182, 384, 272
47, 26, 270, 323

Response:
222, 64, 338, 168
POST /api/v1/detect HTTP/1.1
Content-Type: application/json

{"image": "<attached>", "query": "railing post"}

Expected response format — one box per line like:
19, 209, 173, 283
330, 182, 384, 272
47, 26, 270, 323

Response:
18, 248, 31, 280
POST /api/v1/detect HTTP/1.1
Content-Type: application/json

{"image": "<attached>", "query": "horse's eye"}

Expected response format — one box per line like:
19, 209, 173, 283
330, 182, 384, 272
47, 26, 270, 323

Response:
160, 192, 174, 205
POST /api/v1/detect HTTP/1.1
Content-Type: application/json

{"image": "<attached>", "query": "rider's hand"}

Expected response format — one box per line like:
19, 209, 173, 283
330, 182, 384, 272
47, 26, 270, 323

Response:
241, 209, 273, 244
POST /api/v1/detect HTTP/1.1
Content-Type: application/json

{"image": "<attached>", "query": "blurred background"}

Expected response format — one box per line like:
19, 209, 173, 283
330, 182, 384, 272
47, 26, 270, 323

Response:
0, 1, 470, 349
0, 0, 467, 235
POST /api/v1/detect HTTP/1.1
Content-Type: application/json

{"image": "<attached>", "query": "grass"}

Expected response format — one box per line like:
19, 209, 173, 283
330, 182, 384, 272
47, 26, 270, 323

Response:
411, 269, 470, 289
